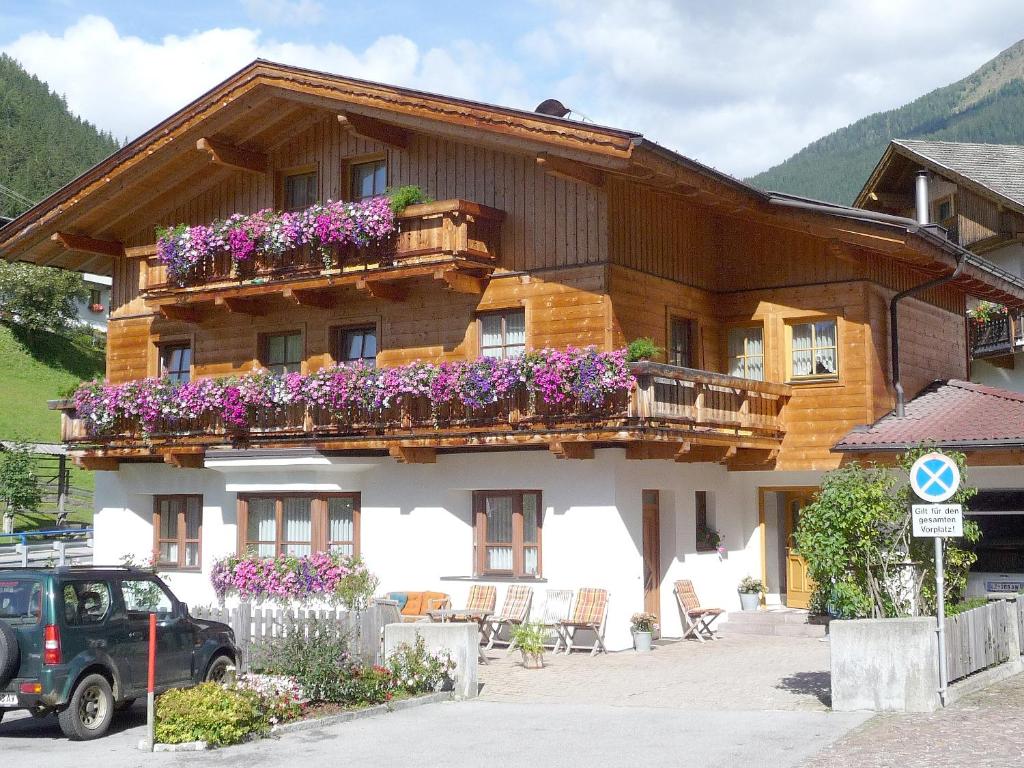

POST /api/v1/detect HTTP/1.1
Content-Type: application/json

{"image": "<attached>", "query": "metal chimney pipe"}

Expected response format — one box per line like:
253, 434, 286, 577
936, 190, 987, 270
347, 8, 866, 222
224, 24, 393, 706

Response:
915, 170, 930, 225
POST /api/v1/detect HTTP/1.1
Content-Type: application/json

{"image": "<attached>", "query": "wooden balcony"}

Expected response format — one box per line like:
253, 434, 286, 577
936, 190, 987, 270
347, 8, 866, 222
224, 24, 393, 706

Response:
51, 364, 789, 469
969, 312, 1024, 359
139, 199, 505, 310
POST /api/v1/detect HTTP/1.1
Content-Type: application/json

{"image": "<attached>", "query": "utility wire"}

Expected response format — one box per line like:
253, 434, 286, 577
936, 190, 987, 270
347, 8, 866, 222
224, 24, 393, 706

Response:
0, 181, 37, 211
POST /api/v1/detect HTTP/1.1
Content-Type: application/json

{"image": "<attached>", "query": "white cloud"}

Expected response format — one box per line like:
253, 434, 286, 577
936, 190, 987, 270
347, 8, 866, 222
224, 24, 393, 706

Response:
241, 0, 325, 26
1, 15, 528, 142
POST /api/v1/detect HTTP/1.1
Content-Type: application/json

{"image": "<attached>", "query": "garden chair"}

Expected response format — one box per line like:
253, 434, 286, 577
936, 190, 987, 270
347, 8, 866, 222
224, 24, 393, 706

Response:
486, 585, 534, 651
538, 589, 574, 651
556, 588, 609, 656
674, 579, 722, 642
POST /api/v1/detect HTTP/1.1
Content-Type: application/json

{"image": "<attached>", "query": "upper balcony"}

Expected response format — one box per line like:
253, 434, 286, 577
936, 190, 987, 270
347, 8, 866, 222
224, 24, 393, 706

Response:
138, 199, 505, 316
968, 308, 1024, 360
51, 359, 790, 470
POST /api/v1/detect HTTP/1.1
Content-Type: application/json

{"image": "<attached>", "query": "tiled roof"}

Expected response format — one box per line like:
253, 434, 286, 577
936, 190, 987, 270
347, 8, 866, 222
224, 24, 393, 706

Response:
894, 139, 1024, 212
835, 379, 1024, 451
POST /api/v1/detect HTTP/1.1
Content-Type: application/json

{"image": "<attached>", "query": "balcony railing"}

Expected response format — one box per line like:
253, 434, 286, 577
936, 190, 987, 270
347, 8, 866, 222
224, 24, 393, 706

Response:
140, 199, 505, 296
969, 312, 1024, 359
52, 363, 789, 458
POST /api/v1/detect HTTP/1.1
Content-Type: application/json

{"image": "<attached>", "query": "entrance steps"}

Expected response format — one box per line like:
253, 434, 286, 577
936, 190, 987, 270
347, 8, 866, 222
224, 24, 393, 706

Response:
724, 608, 828, 638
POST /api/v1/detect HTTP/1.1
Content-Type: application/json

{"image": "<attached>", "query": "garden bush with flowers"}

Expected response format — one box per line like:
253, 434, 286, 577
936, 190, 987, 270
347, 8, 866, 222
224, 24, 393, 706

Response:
70, 347, 634, 440
211, 552, 379, 609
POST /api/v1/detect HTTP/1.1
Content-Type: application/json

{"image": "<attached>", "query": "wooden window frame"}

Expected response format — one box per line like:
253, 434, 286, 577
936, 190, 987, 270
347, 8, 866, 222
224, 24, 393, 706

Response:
153, 494, 203, 571
277, 163, 319, 212
477, 308, 527, 359
934, 194, 955, 224
236, 492, 361, 557
331, 323, 380, 367
259, 329, 304, 375
785, 317, 840, 383
158, 341, 193, 383
725, 324, 765, 381
472, 490, 542, 578
341, 152, 387, 202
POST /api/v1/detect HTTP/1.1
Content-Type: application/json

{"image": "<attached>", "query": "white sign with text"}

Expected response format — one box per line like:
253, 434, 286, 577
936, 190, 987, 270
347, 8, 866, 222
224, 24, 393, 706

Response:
912, 504, 963, 538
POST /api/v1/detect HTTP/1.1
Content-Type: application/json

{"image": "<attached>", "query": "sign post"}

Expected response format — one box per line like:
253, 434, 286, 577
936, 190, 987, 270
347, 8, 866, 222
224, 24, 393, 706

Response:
146, 612, 156, 751
909, 452, 962, 708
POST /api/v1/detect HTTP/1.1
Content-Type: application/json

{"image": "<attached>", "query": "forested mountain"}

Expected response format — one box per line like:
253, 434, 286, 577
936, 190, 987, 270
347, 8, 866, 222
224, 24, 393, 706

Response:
749, 40, 1024, 204
0, 54, 119, 218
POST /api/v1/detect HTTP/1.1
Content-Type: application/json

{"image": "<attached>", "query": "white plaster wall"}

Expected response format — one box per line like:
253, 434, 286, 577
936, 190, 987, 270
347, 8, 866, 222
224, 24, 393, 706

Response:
92, 451, 833, 651
73, 276, 111, 333
971, 355, 1024, 393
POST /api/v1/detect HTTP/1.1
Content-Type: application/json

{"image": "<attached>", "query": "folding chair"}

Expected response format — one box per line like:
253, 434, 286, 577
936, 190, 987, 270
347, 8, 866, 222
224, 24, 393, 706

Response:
486, 585, 533, 650
557, 588, 609, 656
674, 580, 722, 642
538, 589, 574, 651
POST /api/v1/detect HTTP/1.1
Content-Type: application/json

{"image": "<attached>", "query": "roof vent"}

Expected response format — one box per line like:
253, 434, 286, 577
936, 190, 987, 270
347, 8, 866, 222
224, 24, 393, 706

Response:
535, 99, 571, 118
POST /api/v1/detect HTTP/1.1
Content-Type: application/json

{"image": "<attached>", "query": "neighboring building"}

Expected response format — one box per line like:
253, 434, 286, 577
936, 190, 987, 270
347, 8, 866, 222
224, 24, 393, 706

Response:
74, 273, 111, 333
857, 140, 1024, 390
2, 62, 1023, 649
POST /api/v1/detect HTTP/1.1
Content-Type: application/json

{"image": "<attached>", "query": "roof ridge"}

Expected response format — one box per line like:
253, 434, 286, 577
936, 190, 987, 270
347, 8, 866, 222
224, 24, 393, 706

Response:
947, 379, 1024, 403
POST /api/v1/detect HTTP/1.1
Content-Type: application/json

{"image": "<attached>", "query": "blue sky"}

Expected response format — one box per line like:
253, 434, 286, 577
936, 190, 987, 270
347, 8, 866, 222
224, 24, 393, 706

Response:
3, 1, 1024, 178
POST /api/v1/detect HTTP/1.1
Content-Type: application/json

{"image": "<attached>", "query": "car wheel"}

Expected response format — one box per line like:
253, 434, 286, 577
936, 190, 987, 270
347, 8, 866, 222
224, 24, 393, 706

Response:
0, 620, 19, 687
57, 674, 114, 740
204, 654, 234, 684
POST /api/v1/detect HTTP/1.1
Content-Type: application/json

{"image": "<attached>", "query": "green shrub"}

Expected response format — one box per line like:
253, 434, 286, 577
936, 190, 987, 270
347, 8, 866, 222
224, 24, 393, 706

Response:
946, 597, 989, 616
386, 185, 431, 213
386, 634, 455, 694
155, 683, 268, 746
626, 337, 663, 362
250, 620, 357, 703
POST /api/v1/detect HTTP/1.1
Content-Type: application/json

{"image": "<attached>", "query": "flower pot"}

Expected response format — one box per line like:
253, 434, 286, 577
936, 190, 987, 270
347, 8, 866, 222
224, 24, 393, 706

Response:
633, 630, 653, 652
520, 651, 544, 669
738, 591, 761, 611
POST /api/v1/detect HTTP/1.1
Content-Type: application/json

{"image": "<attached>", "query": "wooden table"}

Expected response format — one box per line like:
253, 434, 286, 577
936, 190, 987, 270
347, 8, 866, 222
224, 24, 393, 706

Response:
427, 608, 493, 664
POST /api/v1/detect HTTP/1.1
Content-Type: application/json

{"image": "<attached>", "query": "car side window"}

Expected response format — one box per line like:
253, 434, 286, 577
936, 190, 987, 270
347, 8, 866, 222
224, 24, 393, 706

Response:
62, 581, 112, 626
120, 578, 175, 619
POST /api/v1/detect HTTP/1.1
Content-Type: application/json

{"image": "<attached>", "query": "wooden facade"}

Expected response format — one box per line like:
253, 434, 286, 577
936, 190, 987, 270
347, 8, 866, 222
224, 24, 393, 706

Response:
4, 62, 1021, 472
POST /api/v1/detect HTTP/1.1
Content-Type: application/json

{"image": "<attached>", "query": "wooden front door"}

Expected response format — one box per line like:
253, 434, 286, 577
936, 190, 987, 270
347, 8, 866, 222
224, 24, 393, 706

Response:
783, 490, 815, 609
642, 490, 661, 620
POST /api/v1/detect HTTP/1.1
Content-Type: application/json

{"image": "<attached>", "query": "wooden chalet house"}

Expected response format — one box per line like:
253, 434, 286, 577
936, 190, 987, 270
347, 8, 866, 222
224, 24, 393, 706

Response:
3, 62, 1022, 647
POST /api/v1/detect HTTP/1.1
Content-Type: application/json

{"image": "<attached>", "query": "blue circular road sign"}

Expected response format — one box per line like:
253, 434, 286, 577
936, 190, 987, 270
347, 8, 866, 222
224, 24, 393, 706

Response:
910, 452, 961, 503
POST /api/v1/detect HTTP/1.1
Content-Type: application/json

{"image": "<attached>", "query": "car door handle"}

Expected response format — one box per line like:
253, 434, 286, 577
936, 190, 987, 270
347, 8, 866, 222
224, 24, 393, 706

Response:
128, 631, 145, 640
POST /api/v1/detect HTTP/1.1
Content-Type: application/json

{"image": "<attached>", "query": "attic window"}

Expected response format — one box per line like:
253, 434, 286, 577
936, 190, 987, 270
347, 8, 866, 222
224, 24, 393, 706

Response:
934, 196, 954, 223
283, 168, 318, 211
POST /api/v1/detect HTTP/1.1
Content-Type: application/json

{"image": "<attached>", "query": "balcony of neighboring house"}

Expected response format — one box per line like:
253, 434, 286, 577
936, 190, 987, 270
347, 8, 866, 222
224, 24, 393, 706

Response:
968, 305, 1024, 360
49, 358, 790, 469
138, 199, 506, 318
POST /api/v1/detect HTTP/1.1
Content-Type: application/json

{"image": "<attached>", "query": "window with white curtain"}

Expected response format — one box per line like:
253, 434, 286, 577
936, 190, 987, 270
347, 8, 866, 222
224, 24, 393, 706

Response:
727, 326, 764, 381
239, 494, 360, 557
789, 319, 838, 380
154, 495, 202, 569
479, 309, 526, 359
474, 491, 542, 577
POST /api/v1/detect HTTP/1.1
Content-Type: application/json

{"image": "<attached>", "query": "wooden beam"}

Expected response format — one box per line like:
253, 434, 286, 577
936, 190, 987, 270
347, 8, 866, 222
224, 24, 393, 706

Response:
216, 296, 270, 316
625, 441, 683, 460
284, 288, 337, 309
536, 153, 605, 187
163, 449, 205, 469
75, 456, 120, 471
339, 112, 410, 149
435, 269, 485, 295
388, 446, 436, 464
549, 441, 595, 460
356, 279, 408, 302
51, 232, 124, 258
675, 445, 738, 464
159, 304, 211, 323
196, 137, 268, 175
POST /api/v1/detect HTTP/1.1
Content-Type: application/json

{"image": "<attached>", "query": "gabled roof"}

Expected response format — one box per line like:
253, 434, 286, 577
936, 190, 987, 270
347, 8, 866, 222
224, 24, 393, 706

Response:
835, 380, 1024, 452
856, 139, 1024, 216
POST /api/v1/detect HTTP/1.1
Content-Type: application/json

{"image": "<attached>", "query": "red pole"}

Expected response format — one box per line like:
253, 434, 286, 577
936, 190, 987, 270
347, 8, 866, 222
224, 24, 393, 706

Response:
145, 612, 156, 750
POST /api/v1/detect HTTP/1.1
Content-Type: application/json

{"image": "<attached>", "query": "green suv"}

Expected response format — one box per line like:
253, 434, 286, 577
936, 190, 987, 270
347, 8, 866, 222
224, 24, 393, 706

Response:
0, 566, 236, 740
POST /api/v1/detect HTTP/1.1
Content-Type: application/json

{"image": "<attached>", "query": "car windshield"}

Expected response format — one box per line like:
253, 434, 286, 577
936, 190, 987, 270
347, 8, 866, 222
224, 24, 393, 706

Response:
0, 578, 43, 621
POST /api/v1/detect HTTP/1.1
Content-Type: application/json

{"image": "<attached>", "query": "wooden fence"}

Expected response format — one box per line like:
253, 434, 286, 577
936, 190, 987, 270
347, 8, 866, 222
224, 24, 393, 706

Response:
944, 600, 1019, 684
191, 601, 401, 672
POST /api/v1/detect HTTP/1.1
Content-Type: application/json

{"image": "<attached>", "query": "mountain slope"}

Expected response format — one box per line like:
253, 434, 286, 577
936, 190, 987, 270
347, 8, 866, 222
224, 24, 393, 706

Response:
0, 53, 119, 218
749, 40, 1024, 204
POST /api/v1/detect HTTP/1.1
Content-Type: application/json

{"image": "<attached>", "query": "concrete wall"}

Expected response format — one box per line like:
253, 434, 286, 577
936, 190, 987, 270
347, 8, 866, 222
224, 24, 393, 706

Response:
831, 617, 941, 712
971, 354, 1024, 394
383, 622, 478, 698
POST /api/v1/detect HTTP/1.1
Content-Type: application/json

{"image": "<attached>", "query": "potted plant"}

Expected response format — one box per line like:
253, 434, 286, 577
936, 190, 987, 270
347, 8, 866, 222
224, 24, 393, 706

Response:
737, 576, 764, 611
511, 621, 547, 669
626, 337, 664, 363
630, 612, 658, 652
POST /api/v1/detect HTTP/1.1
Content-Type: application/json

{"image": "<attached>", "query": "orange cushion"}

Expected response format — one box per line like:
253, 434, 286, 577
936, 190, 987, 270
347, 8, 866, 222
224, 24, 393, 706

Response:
401, 593, 424, 616
422, 592, 448, 612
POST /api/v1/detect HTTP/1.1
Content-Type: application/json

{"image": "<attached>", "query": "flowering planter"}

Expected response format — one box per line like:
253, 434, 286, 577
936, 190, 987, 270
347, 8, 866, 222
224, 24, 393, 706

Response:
633, 631, 653, 652
738, 592, 761, 611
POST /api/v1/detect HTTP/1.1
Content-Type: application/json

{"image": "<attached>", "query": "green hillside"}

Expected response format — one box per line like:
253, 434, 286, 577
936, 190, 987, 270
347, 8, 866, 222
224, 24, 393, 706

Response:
0, 53, 119, 217
749, 40, 1024, 204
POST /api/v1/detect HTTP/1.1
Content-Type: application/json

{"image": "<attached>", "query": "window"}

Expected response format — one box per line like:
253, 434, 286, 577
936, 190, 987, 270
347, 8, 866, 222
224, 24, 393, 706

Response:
350, 159, 387, 201
935, 196, 954, 223
727, 326, 764, 381
473, 491, 542, 577
238, 493, 360, 557
154, 495, 202, 570
0, 579, 42, 622
262, 332, 303, 375
789, 319, 838, 380
333, 326, 378, 367
61, 581, 112, 626
120, 578, 175, 619
695, 491, 719, 552
479, 309, 526, 359
669, 317, 695, 367
160, 343, 191, 384
283, 169, 318, 211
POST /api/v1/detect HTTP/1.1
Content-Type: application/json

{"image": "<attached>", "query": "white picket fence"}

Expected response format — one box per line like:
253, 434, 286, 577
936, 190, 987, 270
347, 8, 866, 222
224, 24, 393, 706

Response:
191, 601, 401, 672
944, 599, 1022, 684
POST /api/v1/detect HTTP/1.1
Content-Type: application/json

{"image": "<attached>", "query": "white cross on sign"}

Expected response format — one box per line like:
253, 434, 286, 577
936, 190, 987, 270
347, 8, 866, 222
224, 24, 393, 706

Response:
910, 452, 961, 503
